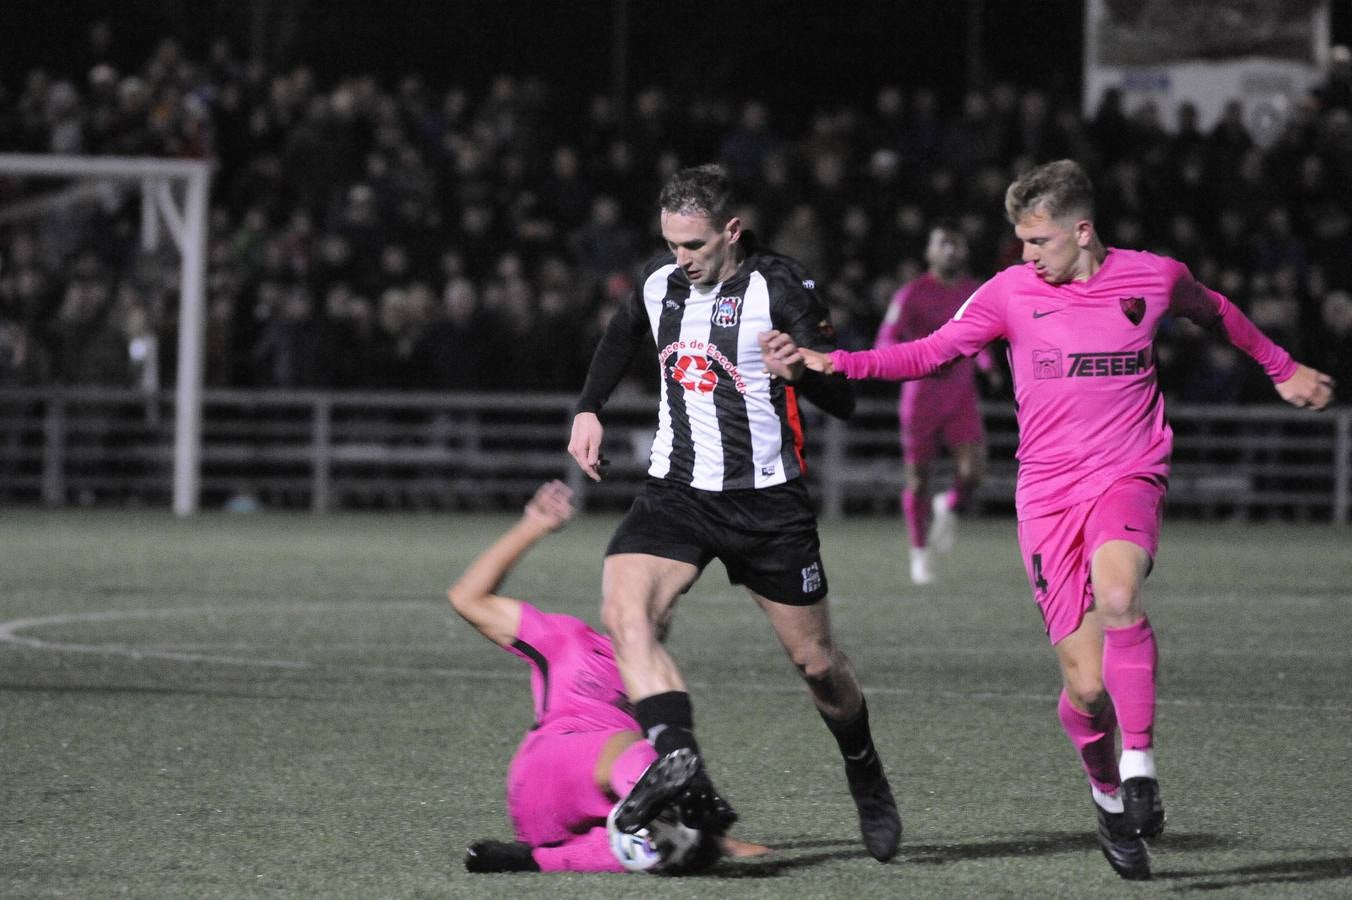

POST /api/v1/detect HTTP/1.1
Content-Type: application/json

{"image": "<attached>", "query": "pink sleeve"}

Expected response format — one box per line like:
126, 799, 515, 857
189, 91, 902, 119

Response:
832, 277, 1006, 381
1167, 269, 1298, 382
506, 602, 558, 659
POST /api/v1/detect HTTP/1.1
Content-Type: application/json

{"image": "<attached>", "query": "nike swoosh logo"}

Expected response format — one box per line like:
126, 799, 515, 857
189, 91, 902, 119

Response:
1124, 525, 1143, 532
1032, 309, 1062, 319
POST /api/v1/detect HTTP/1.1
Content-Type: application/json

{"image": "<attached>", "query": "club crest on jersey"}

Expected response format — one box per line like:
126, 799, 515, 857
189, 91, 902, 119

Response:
1120, 296, 1146, 325
669, 354, 718, 394
711, 295, 743, 328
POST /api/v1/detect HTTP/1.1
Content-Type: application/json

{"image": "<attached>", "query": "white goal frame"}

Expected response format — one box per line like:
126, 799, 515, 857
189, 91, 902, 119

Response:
0, 154, 211, 515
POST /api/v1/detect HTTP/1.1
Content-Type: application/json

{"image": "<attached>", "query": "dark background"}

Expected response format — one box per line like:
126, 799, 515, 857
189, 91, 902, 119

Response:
23, 0, 1346, 113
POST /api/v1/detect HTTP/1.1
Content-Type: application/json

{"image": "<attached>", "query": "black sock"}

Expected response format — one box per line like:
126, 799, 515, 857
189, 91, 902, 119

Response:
634, 690, 701, 758
821, 698, 882, 778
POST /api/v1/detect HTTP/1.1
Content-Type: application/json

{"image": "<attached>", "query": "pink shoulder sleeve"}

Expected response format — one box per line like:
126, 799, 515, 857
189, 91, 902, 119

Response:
832, 276, 1006, 381
1167, 262, 1297, 382
507, 602, 555, 656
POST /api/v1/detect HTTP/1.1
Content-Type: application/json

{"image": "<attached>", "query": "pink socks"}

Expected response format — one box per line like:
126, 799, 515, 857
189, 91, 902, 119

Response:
1102, 617, 1157, 751
1058, 690, 1121, 794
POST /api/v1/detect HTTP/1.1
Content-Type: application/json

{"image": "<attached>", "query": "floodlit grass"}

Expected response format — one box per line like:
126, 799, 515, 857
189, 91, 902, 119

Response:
2, 509, 1350, 898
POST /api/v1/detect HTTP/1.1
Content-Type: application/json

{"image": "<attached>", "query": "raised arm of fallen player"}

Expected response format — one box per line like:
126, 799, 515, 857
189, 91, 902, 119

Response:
448, 480, 575, 647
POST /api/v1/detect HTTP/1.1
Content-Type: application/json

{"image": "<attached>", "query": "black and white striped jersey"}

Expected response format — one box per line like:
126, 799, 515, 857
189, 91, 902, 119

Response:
577, 236, 854, 492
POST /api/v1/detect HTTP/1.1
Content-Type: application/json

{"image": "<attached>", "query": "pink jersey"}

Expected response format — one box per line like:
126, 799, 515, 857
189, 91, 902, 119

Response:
876, 273, 992, 421
834, 249, 1297, 519
506, 602, 638, 735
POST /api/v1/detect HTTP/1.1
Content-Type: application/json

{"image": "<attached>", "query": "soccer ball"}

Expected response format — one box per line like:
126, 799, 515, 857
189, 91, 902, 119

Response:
606, 803, 704, 873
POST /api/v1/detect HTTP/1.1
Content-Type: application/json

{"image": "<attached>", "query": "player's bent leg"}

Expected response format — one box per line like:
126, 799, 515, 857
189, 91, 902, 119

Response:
1057, 690, 1120, 796
600, 553, 697, 699
602, 555, 737, 836
1090, 541, 1165, 837
1053, 613, 1152, 877
756, 594, 901, 862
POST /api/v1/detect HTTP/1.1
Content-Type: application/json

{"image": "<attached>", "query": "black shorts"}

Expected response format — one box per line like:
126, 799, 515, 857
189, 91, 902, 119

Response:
605, 477, 828, 606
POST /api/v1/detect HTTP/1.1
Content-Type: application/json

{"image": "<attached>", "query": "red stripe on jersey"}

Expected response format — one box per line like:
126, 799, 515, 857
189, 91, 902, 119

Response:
784, 385, 806, 473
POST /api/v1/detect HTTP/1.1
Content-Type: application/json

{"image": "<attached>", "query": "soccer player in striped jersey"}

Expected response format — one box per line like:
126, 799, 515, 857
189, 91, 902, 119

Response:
452, 480, 767, 873
875, 222, 995, 584
760, 159, 1334, 880
568, 164, 902, 862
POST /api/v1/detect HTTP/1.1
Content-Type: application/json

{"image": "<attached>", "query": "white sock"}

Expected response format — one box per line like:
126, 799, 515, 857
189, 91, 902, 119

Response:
1092, 785, 1124, 813
1119, 748, 1157, 782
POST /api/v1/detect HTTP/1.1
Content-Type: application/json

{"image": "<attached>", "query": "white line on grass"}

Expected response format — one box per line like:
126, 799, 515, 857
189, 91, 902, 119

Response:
2, 603, 1350, 715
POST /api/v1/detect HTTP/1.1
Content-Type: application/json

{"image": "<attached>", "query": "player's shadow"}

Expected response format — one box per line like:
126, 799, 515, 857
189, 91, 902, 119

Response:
902, 830, 1236, 865
1157, 855, 1352, 891
710, 831, 1242, 878
710, 839, 864, 878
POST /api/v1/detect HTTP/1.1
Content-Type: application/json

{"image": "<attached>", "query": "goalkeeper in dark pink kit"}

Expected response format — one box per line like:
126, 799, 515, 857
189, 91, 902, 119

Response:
759, 159, 1335, 881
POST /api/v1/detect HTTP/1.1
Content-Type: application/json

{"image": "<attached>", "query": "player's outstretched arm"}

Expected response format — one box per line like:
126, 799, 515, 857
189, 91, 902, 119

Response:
448, 480, 575, 647
758, 330, 835, 379
568, 412, 607, 482
1275, 364, 1335, 411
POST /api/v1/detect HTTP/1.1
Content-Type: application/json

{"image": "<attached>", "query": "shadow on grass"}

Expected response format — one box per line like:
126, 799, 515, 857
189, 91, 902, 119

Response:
1160, 855, 1352, 891
708, 839, 862, 878
708, 831, 1247, 878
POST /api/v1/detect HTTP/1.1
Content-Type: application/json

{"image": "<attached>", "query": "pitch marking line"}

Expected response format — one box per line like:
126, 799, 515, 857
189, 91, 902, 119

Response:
1, 603, 1349, 715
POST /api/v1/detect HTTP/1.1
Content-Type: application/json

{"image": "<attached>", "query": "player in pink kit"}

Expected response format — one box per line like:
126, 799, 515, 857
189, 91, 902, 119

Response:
876, 223, 993, 584
760, 159, 1335, 881
451, 480, 763, 873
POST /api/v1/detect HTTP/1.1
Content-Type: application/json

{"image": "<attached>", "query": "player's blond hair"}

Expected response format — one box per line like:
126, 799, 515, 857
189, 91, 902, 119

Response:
1004, 159, 1095, 224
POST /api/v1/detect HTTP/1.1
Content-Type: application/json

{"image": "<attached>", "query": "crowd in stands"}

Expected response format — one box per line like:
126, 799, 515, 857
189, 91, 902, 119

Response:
1, 25, 1350, 404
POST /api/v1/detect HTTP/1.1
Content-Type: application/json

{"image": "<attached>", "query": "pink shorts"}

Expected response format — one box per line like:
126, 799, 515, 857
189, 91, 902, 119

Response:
506, 727, 621, 847
900, 389, 985, 466
1016, 474, 1165, 645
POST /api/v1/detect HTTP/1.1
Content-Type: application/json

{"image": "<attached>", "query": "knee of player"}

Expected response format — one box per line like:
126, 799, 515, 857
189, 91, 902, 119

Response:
1064, 681, 1109, 712
1092, 581, 1141, 619
789, 640, 839, 683
600, 597, 658, 647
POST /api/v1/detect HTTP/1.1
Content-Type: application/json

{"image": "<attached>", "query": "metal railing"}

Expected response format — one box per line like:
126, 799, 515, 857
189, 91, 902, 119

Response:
0, 387, 1347, 524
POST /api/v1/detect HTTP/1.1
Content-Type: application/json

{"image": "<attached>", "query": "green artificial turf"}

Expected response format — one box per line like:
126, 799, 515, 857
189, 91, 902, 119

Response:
1, 510, 1349, 898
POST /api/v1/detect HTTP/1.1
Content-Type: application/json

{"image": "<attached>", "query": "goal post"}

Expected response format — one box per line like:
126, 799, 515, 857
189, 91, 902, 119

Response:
0, 153, 211, 515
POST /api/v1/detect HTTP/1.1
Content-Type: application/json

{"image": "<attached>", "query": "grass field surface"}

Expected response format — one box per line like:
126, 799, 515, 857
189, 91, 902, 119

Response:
2, 509, 1350, 898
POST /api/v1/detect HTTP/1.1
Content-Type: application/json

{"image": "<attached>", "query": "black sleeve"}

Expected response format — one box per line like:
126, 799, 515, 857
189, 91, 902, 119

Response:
769, 265, 856, 420
575, 282, 649, 415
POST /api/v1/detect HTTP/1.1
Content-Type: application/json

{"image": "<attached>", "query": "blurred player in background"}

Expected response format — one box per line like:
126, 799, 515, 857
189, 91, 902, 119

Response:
875, 222, 997, 584
450, 480, 766, 873
568, 164, 901, 862
760, 159, 1335, 880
